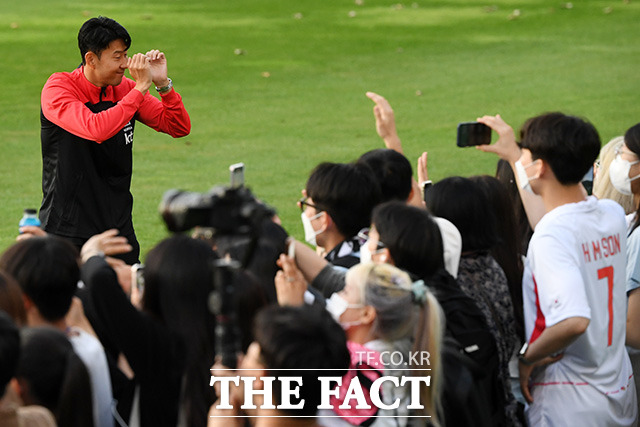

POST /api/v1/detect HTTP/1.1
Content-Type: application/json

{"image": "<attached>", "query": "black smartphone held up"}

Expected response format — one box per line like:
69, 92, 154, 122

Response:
456, 122, 492, 147
229, 162, 245, 188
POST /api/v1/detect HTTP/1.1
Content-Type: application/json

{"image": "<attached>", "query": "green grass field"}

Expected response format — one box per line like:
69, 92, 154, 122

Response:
1, 0, 639, 257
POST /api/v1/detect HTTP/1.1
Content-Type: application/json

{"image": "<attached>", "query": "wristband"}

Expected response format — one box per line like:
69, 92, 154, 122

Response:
518, 342, 534, 366
155, 77, 173, 94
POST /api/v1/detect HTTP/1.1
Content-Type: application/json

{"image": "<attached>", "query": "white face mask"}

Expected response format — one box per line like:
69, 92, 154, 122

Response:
300, 211, 324, 247
325, 292, 363, 329
360, 243, 373, 263
514, 159, 539, 195
609, 155, 640, 196
359, 242, 384, 264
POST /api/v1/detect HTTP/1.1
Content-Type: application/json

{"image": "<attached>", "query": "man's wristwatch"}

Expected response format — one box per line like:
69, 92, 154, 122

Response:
155, 78, 173, 94
518, 342, 534, 366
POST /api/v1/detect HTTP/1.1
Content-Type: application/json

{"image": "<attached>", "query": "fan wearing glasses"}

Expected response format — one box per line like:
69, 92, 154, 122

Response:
298, 162, 381, 269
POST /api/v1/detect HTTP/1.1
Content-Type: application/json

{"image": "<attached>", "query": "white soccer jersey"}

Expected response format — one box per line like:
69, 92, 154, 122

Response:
522, 197, 637, 426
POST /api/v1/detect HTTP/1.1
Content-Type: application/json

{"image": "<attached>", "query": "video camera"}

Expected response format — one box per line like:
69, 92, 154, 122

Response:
158, 171, 275, 368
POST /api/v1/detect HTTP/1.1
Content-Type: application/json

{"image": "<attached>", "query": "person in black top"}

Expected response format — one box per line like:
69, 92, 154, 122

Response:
81, 233, 216, 427
39, 16, 191, 264
365, 201, 502, 426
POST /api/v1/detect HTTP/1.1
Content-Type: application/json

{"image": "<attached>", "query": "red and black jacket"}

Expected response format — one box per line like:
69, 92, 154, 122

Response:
39, 66, 190, 244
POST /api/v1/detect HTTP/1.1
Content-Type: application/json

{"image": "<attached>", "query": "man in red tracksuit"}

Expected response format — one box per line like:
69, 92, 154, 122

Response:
39, 16, 191, 264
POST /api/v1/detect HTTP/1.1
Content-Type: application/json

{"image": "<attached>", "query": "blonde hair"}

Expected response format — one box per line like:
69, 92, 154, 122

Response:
593, 136, 635, 214
345, 262, 444, 426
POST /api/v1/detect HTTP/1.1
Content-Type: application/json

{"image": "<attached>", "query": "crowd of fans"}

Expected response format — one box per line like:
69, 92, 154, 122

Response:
2, 89, 640, 427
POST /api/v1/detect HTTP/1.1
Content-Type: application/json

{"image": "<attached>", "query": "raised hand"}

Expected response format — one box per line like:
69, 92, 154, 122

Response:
366, 91, 402, 152
127, 53, 153, 93
145, 49, 169, 87
475, 114, 521, 164
274, 253, 307, 306
80, 229, 133, 263
16, 225, 47, 241
417, 152, 429, 184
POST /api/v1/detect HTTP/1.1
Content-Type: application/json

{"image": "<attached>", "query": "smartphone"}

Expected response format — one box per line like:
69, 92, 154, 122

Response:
229, 162, 245, 188
288, 239, 296, 260
131, 263, 145, 296
457, 122, 492, 147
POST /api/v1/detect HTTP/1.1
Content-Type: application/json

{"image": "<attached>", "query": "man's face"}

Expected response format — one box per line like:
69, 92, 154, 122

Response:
88, 39, 128, 87
620, 143, 640, 195
300, 195, 327, 246
518, 148, 542, 193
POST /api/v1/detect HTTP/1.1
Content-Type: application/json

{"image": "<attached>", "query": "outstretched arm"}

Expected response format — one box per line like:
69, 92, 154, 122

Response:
366, 91, 427, 207
476, 114, 546, 229
366, 91, 403, 153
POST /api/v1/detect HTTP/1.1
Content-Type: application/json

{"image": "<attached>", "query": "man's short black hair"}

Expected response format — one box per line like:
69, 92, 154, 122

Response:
357, 149, 413, 202
254, 305, 350, 416
519, 112, 601, 185
78, 16, 131, 65
306, 162, 382, 238
0, 237, 79, 322
0, 311, 20, 396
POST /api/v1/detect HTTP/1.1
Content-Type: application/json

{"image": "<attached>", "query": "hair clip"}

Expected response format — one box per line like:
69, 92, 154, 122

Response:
411, 280, 428, 305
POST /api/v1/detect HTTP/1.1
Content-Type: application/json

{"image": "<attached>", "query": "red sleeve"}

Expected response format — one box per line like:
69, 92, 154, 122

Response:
41, 73, 144, 143
136, 88, 191, 137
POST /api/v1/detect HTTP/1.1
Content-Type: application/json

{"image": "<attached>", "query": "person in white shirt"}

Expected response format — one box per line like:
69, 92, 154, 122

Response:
477, 112, 637, 426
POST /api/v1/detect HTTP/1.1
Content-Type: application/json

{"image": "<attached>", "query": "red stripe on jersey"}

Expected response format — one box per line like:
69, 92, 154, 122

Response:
533, 375, 635, 395
532, 381, 589, 386
529, 274, 546, 344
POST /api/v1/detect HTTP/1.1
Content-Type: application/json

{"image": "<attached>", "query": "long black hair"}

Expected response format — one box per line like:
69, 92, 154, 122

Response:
425, 176, 498, 253
142, 235, 217, 427
495, 159, 533, 255
372, 201, 445, 280
470, 175, 525, 340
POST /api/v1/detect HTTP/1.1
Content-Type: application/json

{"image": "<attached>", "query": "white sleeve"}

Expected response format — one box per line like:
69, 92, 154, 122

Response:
530, 233, 591, 327
626, 228, 640, 294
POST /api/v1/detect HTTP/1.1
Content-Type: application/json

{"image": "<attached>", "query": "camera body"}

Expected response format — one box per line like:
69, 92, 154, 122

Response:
160, 185, 274, 236
159, 184, 275, 368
